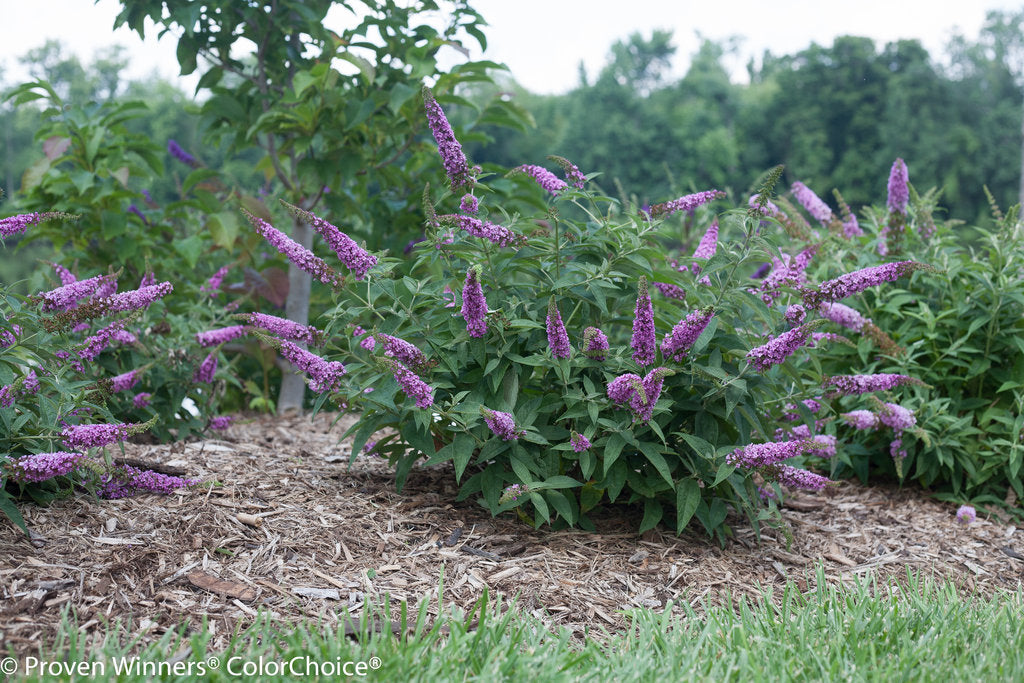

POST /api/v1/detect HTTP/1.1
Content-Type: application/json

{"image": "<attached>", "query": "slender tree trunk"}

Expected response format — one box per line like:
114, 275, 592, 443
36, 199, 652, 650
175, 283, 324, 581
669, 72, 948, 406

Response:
277, 215, 312, 414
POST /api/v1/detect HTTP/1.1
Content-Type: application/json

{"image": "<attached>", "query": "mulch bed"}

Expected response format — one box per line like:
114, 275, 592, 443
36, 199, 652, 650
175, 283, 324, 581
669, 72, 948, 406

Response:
2, 411, 1023, 658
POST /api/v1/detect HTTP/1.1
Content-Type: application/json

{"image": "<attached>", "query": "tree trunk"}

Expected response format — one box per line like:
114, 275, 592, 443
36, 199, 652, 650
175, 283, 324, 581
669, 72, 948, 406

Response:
276, 215, 312, 415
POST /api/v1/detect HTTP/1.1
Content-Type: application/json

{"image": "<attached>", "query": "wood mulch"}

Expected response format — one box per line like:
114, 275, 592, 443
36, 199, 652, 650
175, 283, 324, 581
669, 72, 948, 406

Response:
2, 411, 1023, 659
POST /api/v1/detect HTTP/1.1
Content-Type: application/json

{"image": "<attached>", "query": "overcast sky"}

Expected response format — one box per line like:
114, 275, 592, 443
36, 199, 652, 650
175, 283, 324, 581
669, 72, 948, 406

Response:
1, 0, 1022, 94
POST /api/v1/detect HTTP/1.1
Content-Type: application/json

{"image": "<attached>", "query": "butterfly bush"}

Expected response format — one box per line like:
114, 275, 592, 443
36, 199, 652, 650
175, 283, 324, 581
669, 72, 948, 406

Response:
230, 96, 924, 537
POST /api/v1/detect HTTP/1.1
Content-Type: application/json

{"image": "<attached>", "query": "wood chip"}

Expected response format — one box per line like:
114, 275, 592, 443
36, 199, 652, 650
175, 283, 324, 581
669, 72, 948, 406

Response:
292, 587, 342, 600
186, 570, 257, 601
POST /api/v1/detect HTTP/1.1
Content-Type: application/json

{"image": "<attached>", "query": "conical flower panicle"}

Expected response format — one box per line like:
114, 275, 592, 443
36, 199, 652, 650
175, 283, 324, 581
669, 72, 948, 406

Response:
378, 357, 433, 409
242, 209, 343, 287
280, 200, 377, 280
661, 308, 714, 362
649, 190, 724, 219
461, 265, 487, 338
511, 165, 567, 195
631, 276, 656, 367
581, 326, 609, 360
791, 181, 835, 226
422, 86, 473, 192
801, 261, 933, 308
746, 322, 820, 372
546, 298, 571, 359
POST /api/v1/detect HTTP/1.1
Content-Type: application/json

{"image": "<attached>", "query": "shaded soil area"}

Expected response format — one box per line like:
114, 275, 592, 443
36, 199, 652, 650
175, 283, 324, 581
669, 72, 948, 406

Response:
3, 412, 1023, 658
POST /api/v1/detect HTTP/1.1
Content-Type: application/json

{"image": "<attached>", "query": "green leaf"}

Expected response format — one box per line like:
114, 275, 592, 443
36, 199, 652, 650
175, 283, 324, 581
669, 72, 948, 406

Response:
679, 432, 714, 459
0, 492, 28, 535
452, 433, 475, 480
538, 475, 581, 490
638, 442, 674, 488
604, 433, 626, 475
675, 479, 700, 531
174, 235, 205, 270
545, 490, 576, 524
639, 498, 663, 533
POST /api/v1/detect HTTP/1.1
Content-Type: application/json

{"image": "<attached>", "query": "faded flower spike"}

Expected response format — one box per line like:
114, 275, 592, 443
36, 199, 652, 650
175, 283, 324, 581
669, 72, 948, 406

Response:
243, 209, 343, 287
546, 298, 571, 359
649, 190, 725, 219
631, 276, 656, 367
280, 201, 377, 280
511, 164, 567, 195
461, 265, 487, 338
423, 86, 473, 191
661, 308, 714, 362
582, 326, 609, 361
481, 407, 525, 441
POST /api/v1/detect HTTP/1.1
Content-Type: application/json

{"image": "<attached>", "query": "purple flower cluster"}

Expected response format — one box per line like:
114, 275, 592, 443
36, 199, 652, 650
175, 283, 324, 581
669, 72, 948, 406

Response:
62, 423, 134, 450
877, 402, 916, 431
760, 247, 817, 305
748, 194, 782, 217
98, 281, 174, 314
200, 265, 231, 296
167, 139, 200, 168
97, 464, 197, 498
956, 504, 976, 525
208, 415, 233, 430
382, 358, 434, 408
1, 212, 65, 238
499, 483, 530, 504
842, 214, 863, 238
661, 308, 714, 362
818, 302, 869, 332
802, 261, 928, 308
0, 384, 13, 408
513, 164, 568, 195
482, 407, 524, 441
277, 340, 346, 393
842, 410, 879, 430
692, 221, 719, 260
93, 275, 118, 300
546, 299, 572, 359
887, 158, 909, 214
284, 204, 378, 280
784, 304, 807, 325
21, 370, 40, 395
133, 392, 152, 408
653, 282, 686, 300
773, 464, 832, 490
450, 215, 520, 247
244, 210, 342, 286
746, 323, 815, 372
782, 399, 822, 422
245, 312, 323, 346
196, 325, 250, 348
193, 352, 218, 383
1, 324, 21, 349
38, 274, 115, 311
549, 155, 586, 189
78, 320, 128, 362
791, 181, 835, 224
582, 326, 609, 361
423, 86, 473, 191
7, 451, 86, 483
607, 368, 673, 423
461, 266, 487, 338
50, 261, 77, 285
376, 333, 428, 371
648, 190, 724, 219
460, 194, 478, 214
726, 439, 823, 468
111, 370, 139, 393
823, 373, 922, 396
631, 277, 656, 367
570, 431, 592, 452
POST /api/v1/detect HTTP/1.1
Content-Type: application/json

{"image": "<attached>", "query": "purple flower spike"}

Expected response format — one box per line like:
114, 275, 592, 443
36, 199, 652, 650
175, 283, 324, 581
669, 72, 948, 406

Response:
97, 465, 197, 498
278, 340, 346, 393
381, 358, 433, 408
746, 323, 815, 372
196, 325, 249, 348
209, 415, 234, 430
38, 274, 116, 311
450, 215, 521, 248
582, 326, 609, 361
608, 373, 644, 405
631, 277, 656, 367
692, 221, 719, 261
7, 452, 86, 483
245, 312, 323, 346
773, 464, 832, 490
877, 402, 916, 431
653, 281, 686, 300
802, 261, 930, 308
546, 299, 572, 359
461, 265, 488, 338
133, 392, 152, 408
481, 407, 524, 441
548, 155, 586, 189
726, 439, 822, 468
791, 181, 835, 225
460, 194, 479, 214
887, 158, 909, 214
570, 432, 591, 452
281, 203, 377, 280
243, 209, 343, 287
661, 308, 714, 362
200, 265, 231, 296
1, 212, 66, 238
167, 139, 200, 168
823, 373, 923, 396
98, 282, 173, 314
376, 333, 429, 371
423, 86, 473, 191
111, 370, 139, 393
649, 190, 725, 219
61, 423, 135, 450
193, 352, 218, 383
512, 164, 568, 195
818, 302, 869, 332
842, 410, 879, 430
50, 262, 76, 285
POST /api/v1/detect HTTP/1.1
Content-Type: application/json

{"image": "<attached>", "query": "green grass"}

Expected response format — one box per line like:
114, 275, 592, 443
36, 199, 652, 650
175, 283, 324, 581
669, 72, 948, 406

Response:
7, 568, 1023, 682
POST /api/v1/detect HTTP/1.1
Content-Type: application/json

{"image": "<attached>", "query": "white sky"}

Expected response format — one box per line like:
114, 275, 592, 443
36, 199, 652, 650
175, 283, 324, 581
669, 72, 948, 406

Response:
1, 0, 1021, 94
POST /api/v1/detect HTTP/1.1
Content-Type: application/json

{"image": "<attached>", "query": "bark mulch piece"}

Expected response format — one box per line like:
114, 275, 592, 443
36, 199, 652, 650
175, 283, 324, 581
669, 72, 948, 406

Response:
2, 411, 1022, 658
